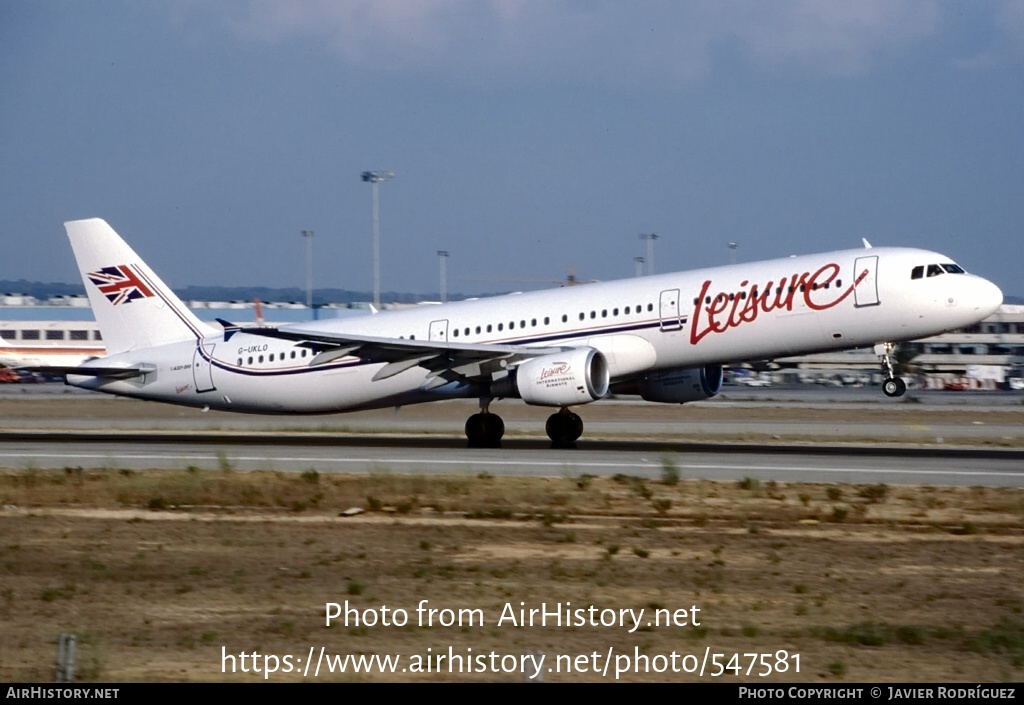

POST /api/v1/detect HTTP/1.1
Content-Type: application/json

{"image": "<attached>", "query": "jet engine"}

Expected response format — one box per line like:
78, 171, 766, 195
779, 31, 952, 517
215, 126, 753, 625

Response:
632, 365, 724, 403
501, 348, 610, 406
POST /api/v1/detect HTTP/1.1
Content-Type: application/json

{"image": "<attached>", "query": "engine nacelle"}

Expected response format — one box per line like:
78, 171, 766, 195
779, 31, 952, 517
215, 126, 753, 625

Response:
509, 348, 610, 406
635, 365, 723, 403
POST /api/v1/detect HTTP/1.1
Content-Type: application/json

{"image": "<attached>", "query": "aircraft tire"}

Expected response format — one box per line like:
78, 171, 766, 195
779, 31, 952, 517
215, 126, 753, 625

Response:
883, 377, 907, 398
466, 413, 504, 448
546, 411, 583, 448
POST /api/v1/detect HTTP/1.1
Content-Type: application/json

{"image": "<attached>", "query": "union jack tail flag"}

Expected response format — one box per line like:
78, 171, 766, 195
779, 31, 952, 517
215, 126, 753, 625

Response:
88, 265, 155, 305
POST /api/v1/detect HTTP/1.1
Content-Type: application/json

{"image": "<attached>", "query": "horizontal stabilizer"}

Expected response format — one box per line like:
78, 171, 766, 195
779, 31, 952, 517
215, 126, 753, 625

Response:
19, 365, 151, 380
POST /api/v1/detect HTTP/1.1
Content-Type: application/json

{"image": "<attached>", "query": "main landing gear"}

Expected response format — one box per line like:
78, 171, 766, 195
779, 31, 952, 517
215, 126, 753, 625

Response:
464, 400, 585, 449
876, 342, 907, 398
465, 399, 505, 449
545, 407, 584, 448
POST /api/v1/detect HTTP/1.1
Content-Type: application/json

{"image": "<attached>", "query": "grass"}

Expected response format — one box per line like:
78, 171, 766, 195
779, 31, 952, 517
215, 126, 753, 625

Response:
3, 467, 1024, 681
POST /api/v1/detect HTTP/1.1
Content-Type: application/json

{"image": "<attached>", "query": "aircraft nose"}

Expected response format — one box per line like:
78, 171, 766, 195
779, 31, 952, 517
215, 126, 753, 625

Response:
974, 277, 1003, 317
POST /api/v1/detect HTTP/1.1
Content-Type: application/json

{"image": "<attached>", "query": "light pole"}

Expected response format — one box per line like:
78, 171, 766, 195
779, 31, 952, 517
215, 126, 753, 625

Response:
301, 230, 314, 308
361, 170, 394, 308
634, 256, 645, 278
639, 233, 659, 275
437, 250, 449, 303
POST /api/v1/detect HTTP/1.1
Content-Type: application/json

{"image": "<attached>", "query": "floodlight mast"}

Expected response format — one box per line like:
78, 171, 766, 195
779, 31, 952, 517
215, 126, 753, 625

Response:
437, 250, 449, 303
361, 170, 394, 308
639, 233, 659, 275
301, 230, 314, 309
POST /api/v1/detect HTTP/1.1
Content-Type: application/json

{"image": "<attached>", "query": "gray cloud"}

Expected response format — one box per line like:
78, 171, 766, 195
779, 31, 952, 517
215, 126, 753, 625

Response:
215, 0, 954, 83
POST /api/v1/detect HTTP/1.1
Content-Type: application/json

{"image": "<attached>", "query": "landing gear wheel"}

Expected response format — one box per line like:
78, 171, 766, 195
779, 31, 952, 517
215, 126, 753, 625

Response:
546, 409, 583, 448
465, 413, 505, 448
883, 377, 907, 398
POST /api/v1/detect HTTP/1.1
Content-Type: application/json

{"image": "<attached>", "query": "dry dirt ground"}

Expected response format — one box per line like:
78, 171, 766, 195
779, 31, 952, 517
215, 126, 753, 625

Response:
1, 468, 1023, 683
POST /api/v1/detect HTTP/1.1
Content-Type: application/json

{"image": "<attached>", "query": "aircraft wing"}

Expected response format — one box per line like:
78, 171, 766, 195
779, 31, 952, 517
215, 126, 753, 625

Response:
224, 322, 570, 383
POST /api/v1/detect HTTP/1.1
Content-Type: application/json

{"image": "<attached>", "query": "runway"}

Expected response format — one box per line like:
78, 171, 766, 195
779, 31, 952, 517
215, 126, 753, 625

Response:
1, 431, 1021, 487
1, 386, 1021, 486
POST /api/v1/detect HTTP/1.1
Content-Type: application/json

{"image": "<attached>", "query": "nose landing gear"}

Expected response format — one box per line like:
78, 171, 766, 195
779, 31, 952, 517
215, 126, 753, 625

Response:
876, 342, 907, 398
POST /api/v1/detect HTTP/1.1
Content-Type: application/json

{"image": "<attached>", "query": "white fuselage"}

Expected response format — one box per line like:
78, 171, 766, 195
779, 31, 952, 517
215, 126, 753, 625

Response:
68, 246, 1003, 413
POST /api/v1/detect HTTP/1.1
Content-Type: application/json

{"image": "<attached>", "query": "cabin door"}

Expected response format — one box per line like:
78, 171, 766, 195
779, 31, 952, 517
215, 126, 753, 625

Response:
659, 289, 682, 331
429, 319, 449, 342
192, 343, 216, 393
853, 256, 880, 307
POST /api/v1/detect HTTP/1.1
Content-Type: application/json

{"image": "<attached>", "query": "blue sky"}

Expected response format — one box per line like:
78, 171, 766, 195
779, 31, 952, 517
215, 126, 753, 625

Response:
2, 1, 1022, 297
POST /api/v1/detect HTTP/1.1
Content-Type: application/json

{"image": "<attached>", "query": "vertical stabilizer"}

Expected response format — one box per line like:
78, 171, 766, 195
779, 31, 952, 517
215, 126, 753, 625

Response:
66, 218, 215, 355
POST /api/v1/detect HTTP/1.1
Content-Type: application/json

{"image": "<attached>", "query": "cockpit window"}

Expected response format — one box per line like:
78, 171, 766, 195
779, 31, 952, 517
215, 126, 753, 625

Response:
913, 263, 966, 280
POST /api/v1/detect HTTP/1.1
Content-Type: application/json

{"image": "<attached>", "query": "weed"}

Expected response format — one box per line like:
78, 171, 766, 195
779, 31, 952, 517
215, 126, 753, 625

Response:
661, 456, 680, 485
857, 484, 888, 503
40, 585, 76, 602
216, 451, 234, 473
738, 477, 760, 492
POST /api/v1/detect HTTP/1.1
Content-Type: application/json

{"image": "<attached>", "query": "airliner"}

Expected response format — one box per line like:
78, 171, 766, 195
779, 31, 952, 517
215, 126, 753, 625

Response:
37, 218, 1003, 447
